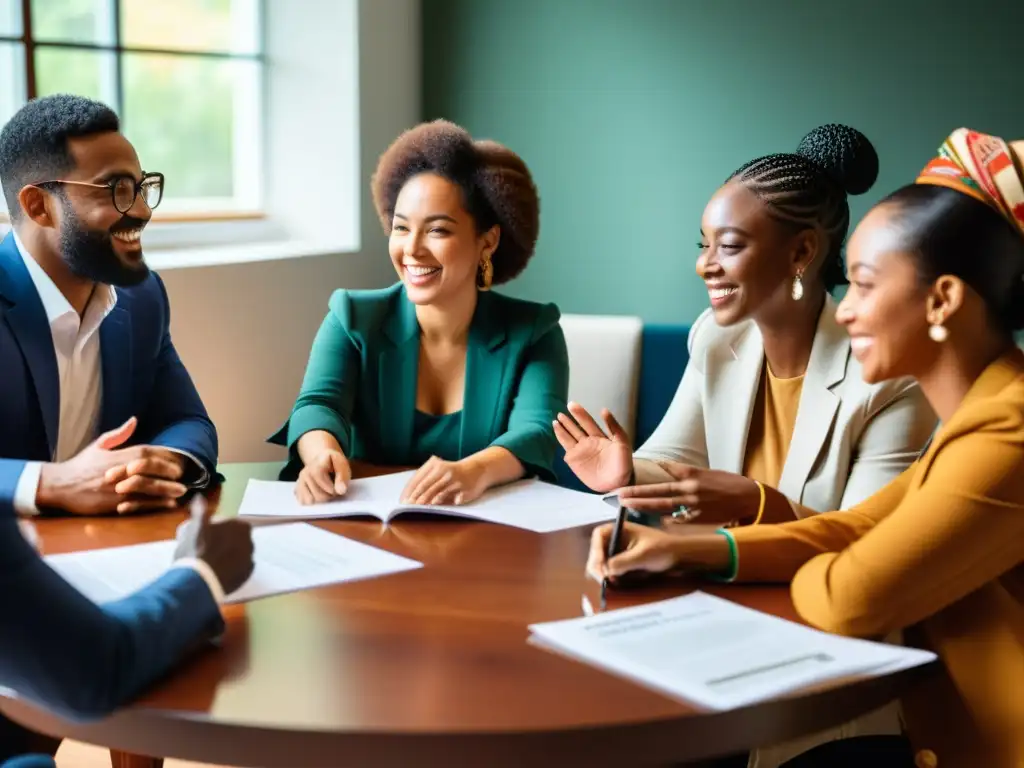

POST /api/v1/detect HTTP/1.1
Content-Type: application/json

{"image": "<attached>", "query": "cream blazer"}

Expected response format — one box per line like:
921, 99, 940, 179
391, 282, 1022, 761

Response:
634, 297, 937, 513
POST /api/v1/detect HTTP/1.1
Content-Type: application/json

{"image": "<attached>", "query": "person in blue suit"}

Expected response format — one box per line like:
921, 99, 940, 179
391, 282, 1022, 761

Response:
0, 94, 217, 516
0, 94, 242, 759
0, 500, 254, 763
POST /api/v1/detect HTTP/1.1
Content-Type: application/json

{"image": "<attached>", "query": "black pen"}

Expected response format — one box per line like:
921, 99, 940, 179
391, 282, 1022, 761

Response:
600, 503, 628, 611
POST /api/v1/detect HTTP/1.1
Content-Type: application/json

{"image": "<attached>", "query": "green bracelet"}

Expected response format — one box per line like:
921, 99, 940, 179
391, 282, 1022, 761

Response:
707, 529, 738, 583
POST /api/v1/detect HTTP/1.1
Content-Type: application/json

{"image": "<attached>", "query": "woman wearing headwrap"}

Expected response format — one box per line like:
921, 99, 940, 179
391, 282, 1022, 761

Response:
588, 129, 1024, 768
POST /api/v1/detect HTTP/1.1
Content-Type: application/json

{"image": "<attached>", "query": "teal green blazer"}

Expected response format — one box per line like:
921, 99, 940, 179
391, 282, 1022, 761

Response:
273, 283, 569, 481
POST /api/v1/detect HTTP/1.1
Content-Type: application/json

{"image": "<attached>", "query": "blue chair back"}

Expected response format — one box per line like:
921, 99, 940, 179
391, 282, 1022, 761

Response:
635, 324, 691, 447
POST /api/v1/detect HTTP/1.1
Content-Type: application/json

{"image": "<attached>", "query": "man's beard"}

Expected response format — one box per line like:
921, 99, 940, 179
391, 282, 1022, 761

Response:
59, 199, 150, 287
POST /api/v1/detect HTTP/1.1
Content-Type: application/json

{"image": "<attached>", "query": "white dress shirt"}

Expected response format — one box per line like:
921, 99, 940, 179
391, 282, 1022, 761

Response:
9, 235, 223, 603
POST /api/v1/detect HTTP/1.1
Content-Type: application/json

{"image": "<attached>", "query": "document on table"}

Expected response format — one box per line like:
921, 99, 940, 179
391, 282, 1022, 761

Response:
236, 471, 617, 533
528, 591, 937, 711
45, 523, 423, 605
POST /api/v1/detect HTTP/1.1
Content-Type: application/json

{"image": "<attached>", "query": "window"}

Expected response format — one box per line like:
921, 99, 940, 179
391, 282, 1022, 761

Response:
0, 0, 263, 220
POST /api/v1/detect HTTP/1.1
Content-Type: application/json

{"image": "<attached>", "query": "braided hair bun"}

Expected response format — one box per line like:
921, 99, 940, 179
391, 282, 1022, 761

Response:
729, 124, 879, 290
796, 124, 879, 196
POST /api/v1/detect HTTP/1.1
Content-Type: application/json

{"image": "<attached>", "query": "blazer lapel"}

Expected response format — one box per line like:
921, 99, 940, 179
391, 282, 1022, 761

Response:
706, 322, 763, 474
376, 291, 419, 459
0, 236, 60, 457
777, 297, 847, 501
460, 292, 508, 457
98, 299, 133, 433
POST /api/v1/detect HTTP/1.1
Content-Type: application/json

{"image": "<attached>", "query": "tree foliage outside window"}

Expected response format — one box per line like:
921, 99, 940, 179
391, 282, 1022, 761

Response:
0, 0, 262, 216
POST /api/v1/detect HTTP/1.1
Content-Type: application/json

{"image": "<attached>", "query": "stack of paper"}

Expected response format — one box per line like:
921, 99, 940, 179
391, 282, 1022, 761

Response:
46, 523, 423, 605
529, 591, 936, 711
237, 471, 617, 533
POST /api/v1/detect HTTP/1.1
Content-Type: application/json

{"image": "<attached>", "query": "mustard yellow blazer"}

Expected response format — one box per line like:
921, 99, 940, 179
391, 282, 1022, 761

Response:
732, 349, 1024, 768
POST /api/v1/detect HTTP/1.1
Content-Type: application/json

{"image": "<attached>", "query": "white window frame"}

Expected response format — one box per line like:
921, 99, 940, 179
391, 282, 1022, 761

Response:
1, 0, 373, 267
0, 0, 272, 248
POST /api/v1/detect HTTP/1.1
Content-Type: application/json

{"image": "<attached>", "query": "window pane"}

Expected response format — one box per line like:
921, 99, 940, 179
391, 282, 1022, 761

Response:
30, 0, 116, 45
34, 47, 117, 103
0, 40, 27, 216
0, 0, 22, 36
121, 0, 259, 54
122, 53, 262, 210
0, 41, 26, 124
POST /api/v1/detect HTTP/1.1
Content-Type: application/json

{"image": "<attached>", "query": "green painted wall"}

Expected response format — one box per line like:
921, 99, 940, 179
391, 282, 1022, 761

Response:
422, 0, 1023, 323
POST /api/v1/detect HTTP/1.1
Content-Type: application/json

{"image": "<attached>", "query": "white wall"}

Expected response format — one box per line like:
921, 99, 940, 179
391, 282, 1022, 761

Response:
159, 0, 422, 463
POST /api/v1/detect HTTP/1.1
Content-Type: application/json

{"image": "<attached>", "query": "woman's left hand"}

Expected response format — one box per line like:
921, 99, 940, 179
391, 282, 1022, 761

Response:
400, 456, 488, 506
616, 461, 760, 523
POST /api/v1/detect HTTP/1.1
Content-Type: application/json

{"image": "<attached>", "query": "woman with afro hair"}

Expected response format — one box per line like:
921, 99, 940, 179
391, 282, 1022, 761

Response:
275, 120, 568, 506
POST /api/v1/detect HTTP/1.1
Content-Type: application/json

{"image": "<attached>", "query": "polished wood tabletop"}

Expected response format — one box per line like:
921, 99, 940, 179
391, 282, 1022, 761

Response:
2, 463, 932, 767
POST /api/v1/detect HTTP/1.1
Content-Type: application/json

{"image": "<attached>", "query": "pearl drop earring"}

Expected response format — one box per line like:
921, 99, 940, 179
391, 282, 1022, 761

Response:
791, 273, 804, 301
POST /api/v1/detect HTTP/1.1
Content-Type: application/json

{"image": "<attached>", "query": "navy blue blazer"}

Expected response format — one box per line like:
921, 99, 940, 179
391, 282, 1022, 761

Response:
0, 512, 223, 719
0, 233, 224, 719
0, 233, 217, 508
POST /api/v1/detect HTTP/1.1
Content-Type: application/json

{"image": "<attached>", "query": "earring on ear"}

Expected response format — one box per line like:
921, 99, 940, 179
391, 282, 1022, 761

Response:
928, 315, 948, 343
791, 271, 804, 301
477, 254, 494, 291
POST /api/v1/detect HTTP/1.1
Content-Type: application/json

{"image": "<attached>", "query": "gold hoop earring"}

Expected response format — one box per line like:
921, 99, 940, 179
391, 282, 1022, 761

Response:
477, 255, 494, 291
791, 272, 804, 301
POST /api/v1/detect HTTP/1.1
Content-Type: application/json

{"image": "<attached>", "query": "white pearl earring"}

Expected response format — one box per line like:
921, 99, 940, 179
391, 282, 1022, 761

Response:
928, 323, 948, 343
791, 273, 804, 301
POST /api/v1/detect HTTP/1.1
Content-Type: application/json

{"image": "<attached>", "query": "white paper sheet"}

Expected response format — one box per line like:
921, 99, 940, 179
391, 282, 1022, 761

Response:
528, 591, 937, 711
237, 472, 617, 533
45, 523, 423, 605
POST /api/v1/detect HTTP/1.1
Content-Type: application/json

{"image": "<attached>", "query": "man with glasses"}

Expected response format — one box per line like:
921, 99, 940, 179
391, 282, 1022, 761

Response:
0, 95, 254, 761
0, 94, 213, 516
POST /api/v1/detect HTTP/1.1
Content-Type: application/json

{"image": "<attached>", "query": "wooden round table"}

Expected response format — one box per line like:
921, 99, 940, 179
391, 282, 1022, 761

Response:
2, 463, 932, 767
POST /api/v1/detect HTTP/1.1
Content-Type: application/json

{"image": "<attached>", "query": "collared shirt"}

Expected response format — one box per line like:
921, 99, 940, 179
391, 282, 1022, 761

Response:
15, 232, 117, 463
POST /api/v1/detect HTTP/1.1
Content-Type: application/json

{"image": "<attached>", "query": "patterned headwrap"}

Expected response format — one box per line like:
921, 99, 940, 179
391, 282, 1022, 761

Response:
916, 128, 1024, 238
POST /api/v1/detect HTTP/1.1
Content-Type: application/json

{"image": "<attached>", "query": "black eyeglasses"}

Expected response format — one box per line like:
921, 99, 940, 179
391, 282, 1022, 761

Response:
32, 172, 165, 214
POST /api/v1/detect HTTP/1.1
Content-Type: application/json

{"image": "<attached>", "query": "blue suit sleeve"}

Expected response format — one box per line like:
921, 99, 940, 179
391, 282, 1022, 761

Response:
0, 460, 27, 513
1, 756, 57, 767
490, 308, 570, 481
0, 511, 223, 720
136, 274, 218, 481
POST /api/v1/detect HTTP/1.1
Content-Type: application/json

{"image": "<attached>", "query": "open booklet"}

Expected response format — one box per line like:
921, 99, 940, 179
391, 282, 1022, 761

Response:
237, 470, 618, 534
529, 591, 937, 711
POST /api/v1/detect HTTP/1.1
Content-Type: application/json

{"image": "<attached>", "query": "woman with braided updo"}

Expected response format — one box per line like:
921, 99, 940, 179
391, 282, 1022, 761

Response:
275, 120, 568, 505
557, 124, 936, 527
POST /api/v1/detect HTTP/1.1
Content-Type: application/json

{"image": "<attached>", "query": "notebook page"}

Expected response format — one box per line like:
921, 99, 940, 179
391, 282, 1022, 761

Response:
397, 478, 617, 533
46, 523, 422, 605
237, 472, 419, 520
529, 592, 936, 710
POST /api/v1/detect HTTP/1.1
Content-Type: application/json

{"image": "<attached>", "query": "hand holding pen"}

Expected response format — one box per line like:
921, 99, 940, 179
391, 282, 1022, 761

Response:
598, 503, 628, 610
586, 516, 685, 586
